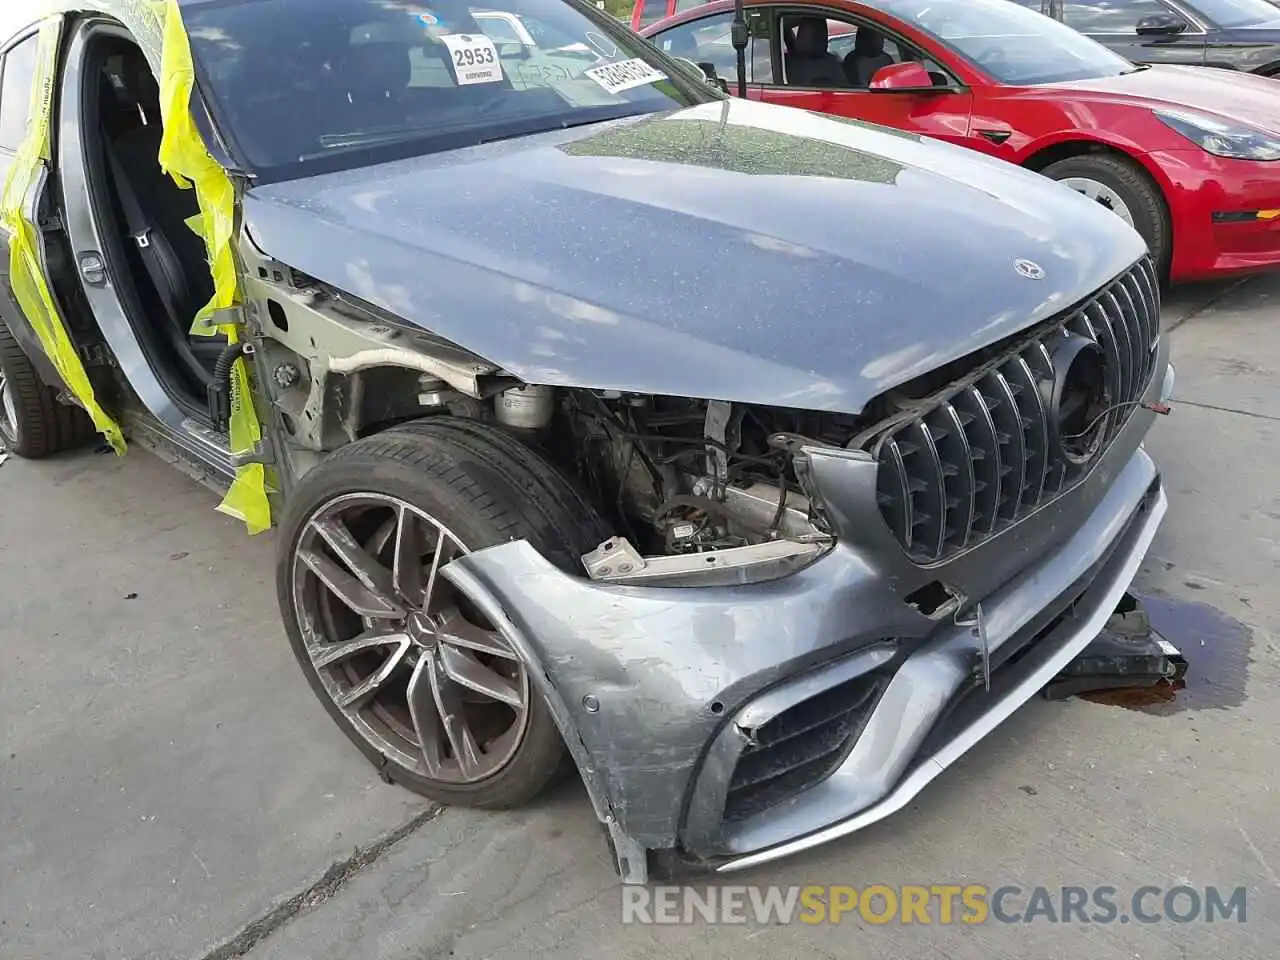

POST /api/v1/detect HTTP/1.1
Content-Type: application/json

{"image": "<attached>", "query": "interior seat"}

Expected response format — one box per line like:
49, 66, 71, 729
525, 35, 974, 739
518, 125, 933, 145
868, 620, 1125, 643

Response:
103, 56, 219, 390
784, 18, 846, 88
844, 27, 894, 87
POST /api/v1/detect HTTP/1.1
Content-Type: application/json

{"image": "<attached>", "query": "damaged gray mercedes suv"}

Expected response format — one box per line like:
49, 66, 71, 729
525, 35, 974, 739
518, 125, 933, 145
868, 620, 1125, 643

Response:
0, 0, 1174, 882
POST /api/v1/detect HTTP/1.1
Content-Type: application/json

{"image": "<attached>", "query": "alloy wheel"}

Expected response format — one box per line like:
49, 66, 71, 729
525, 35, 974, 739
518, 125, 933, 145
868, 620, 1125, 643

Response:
1059, 176, 1136, 228
0, 369, 17, 444
290, 492, 530, 784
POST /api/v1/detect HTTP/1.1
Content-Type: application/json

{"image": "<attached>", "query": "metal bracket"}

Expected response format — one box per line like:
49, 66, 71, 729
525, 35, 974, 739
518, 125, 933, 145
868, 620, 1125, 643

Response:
581, 536, 829, 586
605, 817, 649, 886
582, 537, 647, 580
955, 602, 990, 692
207, 306, 245, 329
231, 436, 274, 468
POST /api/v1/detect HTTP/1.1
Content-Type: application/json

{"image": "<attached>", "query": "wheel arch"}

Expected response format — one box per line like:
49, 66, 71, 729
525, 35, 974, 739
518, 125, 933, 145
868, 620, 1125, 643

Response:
1020, 137, 1175, 270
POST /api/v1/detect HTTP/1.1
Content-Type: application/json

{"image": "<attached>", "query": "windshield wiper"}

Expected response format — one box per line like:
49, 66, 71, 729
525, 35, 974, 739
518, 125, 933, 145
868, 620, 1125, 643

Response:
1120, 63, 1152, 74
475, 104, 652, 146
317, 128, 424, 151
314, 100, 522, 153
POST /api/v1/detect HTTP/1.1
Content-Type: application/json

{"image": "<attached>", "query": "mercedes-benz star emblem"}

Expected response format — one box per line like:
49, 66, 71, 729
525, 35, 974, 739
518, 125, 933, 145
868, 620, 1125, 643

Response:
1014, 258, 1045, 280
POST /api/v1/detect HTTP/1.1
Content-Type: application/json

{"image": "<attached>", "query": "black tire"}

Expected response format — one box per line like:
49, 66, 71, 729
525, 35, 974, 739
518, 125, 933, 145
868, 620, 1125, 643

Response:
276, 416, 611, 809
0, 318, 96, 458
1040, 154, 1171, 277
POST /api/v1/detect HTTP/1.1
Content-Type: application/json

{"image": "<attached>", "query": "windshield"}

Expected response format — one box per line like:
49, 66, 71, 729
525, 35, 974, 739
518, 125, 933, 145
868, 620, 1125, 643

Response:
1189, 0, 1280, 28
185, 0, 719, 181
879, 0, 1137, 84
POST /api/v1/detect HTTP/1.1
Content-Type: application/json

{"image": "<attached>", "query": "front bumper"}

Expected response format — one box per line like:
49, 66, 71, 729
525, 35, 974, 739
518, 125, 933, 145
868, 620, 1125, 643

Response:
1153, 148, 1280, 281
716, 472, 1165, 873
446, 358, 1174, 883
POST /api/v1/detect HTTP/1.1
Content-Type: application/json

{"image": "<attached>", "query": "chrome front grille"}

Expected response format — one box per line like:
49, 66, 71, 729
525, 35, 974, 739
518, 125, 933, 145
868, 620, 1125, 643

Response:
871, 257, 1160, 564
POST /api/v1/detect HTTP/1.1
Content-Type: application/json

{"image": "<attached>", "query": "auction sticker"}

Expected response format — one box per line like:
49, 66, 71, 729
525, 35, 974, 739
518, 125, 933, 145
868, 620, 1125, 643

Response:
584, 58, 667, 94
440, 33, 504, 85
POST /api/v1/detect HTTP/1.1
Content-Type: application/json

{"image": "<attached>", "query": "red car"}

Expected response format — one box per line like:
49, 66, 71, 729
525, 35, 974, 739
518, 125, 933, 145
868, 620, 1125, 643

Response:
640, 0, 1280, 282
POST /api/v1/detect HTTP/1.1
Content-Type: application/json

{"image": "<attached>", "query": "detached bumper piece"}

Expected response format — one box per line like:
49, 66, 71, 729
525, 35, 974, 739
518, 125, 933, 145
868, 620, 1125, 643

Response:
1042, 594, 1187, 700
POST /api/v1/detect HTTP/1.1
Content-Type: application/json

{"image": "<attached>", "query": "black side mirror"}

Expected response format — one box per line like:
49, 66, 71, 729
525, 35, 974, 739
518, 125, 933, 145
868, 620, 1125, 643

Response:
697, 60, 730, 92
1135, 13, 1188, 37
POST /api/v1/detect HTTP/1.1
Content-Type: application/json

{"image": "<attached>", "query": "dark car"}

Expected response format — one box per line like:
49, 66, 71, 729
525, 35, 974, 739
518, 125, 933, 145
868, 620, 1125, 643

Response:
1014, 0, 1280, 75
1, 0, 1177, 883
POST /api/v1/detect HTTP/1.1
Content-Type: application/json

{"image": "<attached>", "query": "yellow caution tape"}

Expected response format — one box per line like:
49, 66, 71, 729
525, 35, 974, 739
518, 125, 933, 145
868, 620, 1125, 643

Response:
154, 0, 271, 534
0, 18, 126, 454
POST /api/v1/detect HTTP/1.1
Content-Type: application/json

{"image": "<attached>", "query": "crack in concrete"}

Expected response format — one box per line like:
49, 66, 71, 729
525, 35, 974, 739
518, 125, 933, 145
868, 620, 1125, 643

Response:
1164, 277, 1252, 333
1174, 399, 1280, 423
194, 805, 446, 960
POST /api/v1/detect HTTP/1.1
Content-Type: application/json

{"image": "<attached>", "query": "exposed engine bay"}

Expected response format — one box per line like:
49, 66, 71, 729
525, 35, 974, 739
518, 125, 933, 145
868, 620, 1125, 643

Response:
477, 384, 891, 586
251, 262, 1134, 588
472, 334, 1032, 585
251, 273, 1043, 588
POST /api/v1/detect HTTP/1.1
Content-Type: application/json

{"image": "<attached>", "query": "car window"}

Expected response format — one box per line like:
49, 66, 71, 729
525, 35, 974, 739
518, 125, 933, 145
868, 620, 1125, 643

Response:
651, 11, 761, 82
473, 12, 525, 44
1061, 0, 1177, 33
635, 0, 673, 27
825, 21, 876, 61
880, 0, 1136, 83
747, 10, 777, 82
186, 0, 720, 182
1185, 0, 1280, 27
770, 11, 946, 88
0, 35, 37, 152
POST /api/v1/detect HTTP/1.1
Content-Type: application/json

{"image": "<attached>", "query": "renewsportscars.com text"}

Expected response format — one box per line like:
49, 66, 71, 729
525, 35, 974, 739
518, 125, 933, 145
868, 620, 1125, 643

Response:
621, 884, 1249, 925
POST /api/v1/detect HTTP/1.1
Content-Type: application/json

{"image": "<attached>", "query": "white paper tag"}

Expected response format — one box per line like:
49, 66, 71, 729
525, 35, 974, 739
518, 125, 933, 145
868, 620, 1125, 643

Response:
440, 33, 504, 86
584, 57, 667, 95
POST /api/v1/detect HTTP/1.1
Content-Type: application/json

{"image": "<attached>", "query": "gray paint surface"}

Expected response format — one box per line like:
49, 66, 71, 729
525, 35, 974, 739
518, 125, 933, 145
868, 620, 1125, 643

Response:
245, 97, 1145, 414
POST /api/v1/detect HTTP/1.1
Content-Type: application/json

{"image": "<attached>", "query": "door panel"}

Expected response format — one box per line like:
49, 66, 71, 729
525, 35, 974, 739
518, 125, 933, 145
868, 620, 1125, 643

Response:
760, 86, 975, 147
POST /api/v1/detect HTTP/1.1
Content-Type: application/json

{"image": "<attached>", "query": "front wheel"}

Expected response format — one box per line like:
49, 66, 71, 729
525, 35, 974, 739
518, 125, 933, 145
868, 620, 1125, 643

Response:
1041, 154, 1171, 277
276, 417, 610, 809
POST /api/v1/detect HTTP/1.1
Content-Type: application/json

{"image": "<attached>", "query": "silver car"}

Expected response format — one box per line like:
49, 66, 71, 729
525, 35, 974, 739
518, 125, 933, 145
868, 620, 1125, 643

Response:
0, 0, 1174, 882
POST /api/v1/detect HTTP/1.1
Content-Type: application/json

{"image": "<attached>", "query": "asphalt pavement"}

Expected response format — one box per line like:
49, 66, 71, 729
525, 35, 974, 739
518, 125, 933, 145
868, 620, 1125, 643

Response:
1, 275, 1277, 959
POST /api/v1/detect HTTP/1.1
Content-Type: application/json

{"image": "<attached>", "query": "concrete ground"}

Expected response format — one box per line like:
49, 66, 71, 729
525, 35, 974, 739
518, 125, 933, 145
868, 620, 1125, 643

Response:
1, 276, 1276, 959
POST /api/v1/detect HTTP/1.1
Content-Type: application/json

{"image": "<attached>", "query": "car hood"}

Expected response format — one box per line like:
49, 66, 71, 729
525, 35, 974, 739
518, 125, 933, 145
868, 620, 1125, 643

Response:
1052, 64, 1280, 134
243, 98, 1142, 415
